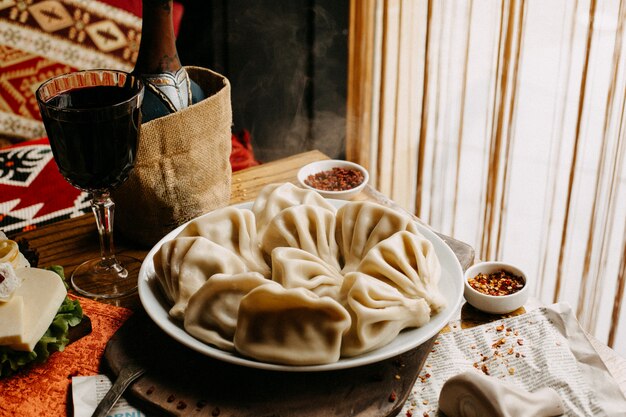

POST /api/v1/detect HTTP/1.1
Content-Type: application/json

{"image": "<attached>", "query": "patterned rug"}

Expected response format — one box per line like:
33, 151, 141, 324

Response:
0, 0, 182, 141
0, 137, 90, 233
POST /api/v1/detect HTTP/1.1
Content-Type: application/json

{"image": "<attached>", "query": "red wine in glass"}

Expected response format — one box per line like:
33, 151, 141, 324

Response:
36, 70, 144, 299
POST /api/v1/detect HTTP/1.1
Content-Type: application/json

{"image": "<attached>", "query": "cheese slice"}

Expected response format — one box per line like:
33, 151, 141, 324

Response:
9, 268, 67, 352
0, 295, 24, 345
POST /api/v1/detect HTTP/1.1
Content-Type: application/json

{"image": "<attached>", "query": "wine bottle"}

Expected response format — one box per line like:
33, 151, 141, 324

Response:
134, 0, 204, 122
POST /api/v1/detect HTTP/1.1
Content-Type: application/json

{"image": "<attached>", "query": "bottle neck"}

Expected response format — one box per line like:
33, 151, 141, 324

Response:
134, 0, 181, 74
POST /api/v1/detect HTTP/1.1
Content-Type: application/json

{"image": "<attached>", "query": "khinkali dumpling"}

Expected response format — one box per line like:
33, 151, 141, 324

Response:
176, 206, 270, 277
336, 201, 420, 273
339, 272, 431, 357
357, 231, 446, 312
252, 182, 336, 239
271, 247, 342, 299
153, 236, 247, 320
234, 286, 351, 365
262, 205, 341, 271
184, 272, 277, 351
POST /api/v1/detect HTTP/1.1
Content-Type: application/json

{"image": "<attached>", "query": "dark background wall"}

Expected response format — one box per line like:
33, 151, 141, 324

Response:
175, 0, 349, 163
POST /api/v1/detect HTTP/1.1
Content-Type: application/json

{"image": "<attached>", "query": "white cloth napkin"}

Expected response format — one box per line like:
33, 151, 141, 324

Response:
439, 371, 565, 417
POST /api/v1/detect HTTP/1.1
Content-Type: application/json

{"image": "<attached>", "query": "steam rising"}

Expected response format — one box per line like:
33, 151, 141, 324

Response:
230, 3, 347, 162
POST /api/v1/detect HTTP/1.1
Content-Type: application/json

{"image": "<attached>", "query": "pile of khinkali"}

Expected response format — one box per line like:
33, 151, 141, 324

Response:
153, 183, 446, 366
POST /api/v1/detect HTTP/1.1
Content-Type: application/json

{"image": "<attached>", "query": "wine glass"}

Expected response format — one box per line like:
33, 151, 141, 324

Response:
36, 70, 144, 299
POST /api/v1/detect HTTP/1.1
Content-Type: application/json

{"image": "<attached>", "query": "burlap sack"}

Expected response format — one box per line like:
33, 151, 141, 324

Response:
113, 67, 232, 246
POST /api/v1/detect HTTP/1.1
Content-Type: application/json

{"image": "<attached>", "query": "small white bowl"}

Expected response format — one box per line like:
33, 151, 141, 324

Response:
297, 159, 369, 200
463, 261, 529, 314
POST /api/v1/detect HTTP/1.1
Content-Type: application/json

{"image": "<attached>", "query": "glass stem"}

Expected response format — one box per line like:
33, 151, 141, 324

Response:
91, 191, 119, 269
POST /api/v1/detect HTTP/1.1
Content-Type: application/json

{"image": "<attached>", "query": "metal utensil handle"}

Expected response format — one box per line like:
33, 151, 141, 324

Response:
91, 364, 146, 417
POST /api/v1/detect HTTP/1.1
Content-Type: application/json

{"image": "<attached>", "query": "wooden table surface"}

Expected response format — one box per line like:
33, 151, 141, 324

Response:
11, 149, 626, 402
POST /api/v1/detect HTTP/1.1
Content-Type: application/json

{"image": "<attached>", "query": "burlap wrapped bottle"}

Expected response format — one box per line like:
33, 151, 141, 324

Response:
113, 67, 232, 246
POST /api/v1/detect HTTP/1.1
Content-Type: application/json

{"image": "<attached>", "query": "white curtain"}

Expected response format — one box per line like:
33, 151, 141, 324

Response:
347, 0, 626, 355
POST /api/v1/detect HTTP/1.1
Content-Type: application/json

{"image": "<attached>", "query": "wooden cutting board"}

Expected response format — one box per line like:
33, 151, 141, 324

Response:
102, 238, 474, 417
103, 312, 437, 417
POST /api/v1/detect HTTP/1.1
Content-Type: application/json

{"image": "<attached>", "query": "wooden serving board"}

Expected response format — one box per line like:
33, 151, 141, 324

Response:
102, 240, 473, 417
104, 312, 438, 417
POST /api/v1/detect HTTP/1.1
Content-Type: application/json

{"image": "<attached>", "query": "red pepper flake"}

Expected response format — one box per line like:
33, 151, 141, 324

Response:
304, 167, 364, 191
176, 401, 187, 410
517, 339, 524, 346
496, 324, 505, 332
212, 407, 221, 416
146, 386, 155, 395
167, 394, 176, 403
467, 270, 525, 296
492, 338, 506, 348
481, 364, 490, 375
388, 391, 397, 402
406, 410, 413, 417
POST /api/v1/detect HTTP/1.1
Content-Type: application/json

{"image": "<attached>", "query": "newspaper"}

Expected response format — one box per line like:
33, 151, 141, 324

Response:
70, 303, 625, 417
399, 303, 626, 417
72, 375, 148, 417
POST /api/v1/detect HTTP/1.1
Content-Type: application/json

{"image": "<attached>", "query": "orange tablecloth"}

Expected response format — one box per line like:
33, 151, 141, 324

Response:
0, 297, 132, 417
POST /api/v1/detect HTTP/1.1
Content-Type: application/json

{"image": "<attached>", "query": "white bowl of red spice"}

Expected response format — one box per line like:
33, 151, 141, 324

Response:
297, 159, 369, 200
463, 261, 529, 314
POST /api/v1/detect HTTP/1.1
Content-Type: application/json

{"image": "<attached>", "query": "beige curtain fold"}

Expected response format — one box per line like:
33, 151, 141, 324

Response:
347, 0, 626, 355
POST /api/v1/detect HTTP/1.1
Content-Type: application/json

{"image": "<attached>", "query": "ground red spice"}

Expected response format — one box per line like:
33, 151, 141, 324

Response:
468, 270, 524, 296
305, 167, 364, 191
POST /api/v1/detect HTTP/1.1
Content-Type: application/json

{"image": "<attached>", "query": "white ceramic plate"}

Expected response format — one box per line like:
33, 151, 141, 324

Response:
138, 200, 463, 372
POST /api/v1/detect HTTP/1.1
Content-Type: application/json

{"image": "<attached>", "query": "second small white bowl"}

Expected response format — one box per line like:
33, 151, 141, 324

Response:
463, 261, 529, 314
297, 159, 369, 200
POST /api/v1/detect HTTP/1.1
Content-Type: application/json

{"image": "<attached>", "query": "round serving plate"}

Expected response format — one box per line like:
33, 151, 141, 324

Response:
138, 199, 463, 372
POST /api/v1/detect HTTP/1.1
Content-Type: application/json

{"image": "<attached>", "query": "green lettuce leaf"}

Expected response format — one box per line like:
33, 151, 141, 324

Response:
0, 266, 83, 378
